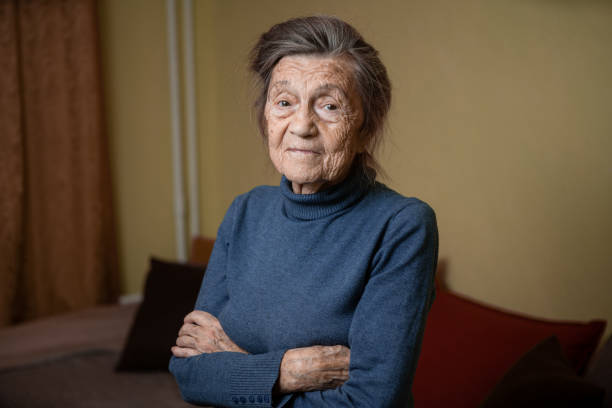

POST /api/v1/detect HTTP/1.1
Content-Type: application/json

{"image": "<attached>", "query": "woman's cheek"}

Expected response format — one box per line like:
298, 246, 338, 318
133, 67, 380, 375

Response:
266, 118, 290, 153
265, 108, 292, 175
264, 112, 279, 140
332, 119, 353, 149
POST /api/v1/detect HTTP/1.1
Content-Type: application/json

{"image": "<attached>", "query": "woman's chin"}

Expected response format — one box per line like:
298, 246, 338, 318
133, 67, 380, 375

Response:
282, 168, 321, 185
288, 175, 322, 184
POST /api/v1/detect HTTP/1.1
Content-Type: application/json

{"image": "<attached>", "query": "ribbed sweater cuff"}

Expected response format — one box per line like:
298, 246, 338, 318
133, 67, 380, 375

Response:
227, 349, 286, 407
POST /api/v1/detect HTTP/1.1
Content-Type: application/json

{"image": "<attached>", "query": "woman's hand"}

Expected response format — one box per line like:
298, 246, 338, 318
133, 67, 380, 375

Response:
171, 310, 248, 357
275, 345, 351, 393
171, 311, 350, 393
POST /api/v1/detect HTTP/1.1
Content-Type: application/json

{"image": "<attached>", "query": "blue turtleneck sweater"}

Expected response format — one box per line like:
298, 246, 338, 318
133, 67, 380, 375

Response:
169, 171, 438, 407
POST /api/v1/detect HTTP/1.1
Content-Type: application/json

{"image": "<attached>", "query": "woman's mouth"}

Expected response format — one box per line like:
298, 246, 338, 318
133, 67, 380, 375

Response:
287, 148, 319, 155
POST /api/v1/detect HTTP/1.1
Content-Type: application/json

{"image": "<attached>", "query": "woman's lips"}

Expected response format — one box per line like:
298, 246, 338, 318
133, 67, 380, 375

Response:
287, 148, 319, 155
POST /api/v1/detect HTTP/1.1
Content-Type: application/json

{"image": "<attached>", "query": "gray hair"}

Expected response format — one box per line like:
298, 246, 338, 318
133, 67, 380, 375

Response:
249, 15, 391, 179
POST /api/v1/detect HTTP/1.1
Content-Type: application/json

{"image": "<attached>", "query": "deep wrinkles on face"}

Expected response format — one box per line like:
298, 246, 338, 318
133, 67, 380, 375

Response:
264, 55, 364, 193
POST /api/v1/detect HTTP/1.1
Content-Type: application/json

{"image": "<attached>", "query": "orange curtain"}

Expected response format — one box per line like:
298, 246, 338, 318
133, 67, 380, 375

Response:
0, 0, 119, 327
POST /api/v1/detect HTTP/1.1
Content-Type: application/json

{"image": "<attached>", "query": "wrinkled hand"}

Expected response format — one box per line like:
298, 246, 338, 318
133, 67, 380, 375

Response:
171, 310, 248, 357
276, 345, 351, 393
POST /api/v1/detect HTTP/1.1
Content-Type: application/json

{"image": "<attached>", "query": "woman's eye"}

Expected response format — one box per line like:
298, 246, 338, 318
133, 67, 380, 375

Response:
324, 104, 338, 111
278, 100, 290, 107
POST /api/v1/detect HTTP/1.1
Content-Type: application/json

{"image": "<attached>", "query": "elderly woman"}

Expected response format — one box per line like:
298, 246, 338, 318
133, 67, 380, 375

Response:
169, 16, 438, 407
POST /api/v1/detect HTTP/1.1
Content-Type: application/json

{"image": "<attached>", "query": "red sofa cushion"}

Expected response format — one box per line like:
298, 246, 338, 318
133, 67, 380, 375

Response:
412, 285, 606, 408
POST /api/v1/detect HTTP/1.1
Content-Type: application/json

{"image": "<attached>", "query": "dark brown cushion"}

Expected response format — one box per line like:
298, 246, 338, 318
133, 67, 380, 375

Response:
115, 258, 205, 371
480, 336, 605, 408
586, 335, 612, 407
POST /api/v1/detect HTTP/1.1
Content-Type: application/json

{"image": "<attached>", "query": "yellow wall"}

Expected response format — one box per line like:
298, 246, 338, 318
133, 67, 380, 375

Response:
99, 0, 612, 339
98, 0, 176, 294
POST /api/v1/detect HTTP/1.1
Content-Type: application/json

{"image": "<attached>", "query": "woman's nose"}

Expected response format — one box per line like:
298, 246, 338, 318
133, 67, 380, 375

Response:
289, 105, 317, 138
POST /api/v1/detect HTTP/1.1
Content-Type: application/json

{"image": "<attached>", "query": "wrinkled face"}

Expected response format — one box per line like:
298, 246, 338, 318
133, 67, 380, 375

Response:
265, 55, 364, 194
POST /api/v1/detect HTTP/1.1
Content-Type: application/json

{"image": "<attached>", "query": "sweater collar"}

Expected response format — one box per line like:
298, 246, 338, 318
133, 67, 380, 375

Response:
280, 168, 372, 221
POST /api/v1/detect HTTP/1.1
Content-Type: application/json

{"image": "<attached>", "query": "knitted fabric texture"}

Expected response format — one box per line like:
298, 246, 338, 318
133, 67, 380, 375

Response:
170, 171, 438, 407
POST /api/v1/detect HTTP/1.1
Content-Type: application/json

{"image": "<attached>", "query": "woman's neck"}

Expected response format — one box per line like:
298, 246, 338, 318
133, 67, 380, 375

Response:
290, 168, 354, 195
291, 181, 327, 195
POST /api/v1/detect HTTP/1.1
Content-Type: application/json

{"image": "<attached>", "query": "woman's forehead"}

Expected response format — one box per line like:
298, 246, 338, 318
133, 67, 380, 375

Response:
269, 55, 356, 91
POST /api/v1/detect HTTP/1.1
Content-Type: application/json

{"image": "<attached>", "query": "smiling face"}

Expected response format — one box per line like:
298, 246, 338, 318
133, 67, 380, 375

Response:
264, 55, 365, 194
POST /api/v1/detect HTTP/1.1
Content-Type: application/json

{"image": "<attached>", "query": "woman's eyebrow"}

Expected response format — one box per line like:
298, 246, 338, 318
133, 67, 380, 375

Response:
268, 81, 349, 99
313, 83, 348, 99
269, 80, 290, 92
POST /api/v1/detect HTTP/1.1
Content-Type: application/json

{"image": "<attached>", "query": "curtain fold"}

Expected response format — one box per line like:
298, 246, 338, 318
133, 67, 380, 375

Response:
0, 0, 25, 326
0, 0, 119, 327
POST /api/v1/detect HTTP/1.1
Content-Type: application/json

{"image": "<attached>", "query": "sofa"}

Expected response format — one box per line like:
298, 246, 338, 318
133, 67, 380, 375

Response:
0, 236, 608, 407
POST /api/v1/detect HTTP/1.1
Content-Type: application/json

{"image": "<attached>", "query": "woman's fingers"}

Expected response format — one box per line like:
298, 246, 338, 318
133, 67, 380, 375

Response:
175, 312, 249, 355
171, 345, 200, 358
176, 329, 218, 354
184, 310, 218, 327
175, 310, 249, 355
178, 322, 200, 338
176, 334, 196, 349
177, 324, 191, 338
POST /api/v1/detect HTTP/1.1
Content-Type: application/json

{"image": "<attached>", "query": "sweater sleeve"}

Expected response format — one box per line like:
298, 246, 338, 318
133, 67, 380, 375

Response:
277, 201, 439, 408
169, 198, 286, 407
